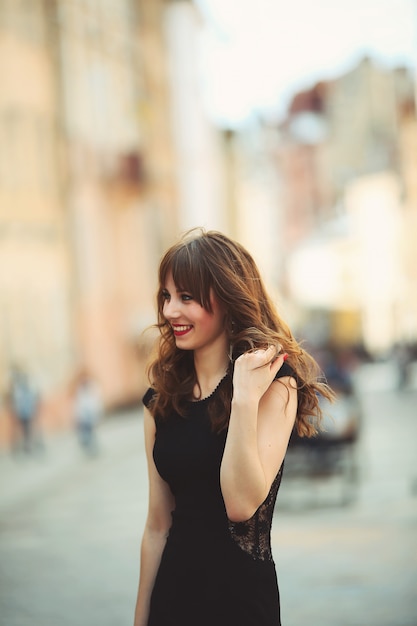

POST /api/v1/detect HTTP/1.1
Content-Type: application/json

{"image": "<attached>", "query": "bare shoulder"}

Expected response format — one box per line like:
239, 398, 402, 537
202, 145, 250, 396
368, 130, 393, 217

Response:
257, 376, 297, 486
258, 375, 297, 441
263, 375, 297, 410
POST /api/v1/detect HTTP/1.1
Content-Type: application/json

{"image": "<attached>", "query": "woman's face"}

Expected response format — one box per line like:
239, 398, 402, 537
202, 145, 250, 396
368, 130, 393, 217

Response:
162, 272, 227, 354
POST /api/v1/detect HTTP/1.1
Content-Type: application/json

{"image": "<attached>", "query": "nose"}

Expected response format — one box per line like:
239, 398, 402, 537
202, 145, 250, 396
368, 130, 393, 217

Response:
163, 296, 180, 320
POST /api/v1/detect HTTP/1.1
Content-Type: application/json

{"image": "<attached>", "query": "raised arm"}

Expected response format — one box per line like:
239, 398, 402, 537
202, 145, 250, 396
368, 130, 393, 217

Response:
220, 347, 297, 522
133, 408, 175, 626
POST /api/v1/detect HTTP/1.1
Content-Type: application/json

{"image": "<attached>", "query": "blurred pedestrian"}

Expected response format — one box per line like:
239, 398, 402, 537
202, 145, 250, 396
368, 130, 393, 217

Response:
133, 228, 334, 626
392, 342, 411, 389
7, 366, 40, 454
73, 369, 102, 455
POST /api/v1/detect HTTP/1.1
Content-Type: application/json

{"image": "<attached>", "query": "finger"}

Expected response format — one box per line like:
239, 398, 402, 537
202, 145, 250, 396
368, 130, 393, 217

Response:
270, 351, 288, 371
256, 346, 274, 356
244, 347, 269, 358
251, 346, 276, 369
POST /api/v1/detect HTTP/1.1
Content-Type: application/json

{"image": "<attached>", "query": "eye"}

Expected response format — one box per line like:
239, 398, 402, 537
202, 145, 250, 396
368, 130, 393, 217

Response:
161, 289, 170, 301
181, 293, 193, 302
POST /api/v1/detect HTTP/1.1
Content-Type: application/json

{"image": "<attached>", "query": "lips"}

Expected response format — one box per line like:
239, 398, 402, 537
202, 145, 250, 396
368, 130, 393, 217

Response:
172, 325, 193, 337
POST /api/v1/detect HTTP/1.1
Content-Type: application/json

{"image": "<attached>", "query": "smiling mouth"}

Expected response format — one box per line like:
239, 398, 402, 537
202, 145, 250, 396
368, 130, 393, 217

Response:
172, 325, 193, 337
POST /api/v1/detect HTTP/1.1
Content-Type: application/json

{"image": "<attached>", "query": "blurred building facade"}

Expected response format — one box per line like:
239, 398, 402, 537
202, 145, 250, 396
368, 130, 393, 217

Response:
220, 122, 283, 295
0, 1, 77, 440
163, 0, 227, 233
275, 58, 417, 355
0, 0, 198, 444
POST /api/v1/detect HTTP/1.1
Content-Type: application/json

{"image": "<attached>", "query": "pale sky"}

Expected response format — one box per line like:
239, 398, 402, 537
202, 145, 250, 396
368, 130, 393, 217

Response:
196, 0, 417, 126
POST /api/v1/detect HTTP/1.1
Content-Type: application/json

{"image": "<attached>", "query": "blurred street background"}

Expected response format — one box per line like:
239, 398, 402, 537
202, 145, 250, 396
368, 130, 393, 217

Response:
0, 363, 416, 626
0, 1, 417, 625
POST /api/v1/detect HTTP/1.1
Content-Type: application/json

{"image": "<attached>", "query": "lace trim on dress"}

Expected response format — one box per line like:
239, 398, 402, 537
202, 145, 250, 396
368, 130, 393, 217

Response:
191, 372, 230, 403
227, 466, 283, 561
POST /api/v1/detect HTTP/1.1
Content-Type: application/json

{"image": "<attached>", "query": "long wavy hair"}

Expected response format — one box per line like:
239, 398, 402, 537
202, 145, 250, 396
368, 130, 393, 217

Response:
146, 228, 334, 436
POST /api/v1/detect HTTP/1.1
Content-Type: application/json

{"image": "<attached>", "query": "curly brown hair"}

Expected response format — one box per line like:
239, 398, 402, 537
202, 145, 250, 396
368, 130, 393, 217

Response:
146, 228, 334, 436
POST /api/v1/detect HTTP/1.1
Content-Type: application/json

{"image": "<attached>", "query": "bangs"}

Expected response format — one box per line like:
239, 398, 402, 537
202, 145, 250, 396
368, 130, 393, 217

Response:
159, 240, 213, 311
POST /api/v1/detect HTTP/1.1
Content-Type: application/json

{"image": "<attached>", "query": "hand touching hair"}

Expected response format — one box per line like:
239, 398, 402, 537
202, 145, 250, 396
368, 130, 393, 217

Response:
147, 228, 334, 436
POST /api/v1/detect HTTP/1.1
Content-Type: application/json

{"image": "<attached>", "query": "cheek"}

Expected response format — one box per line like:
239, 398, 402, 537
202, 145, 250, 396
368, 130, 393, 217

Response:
199, 310, 224, 334
195, 308, 213, 329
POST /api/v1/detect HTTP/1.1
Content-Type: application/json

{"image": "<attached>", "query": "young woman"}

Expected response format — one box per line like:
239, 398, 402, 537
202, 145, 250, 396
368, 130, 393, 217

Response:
134, 229, 333, 626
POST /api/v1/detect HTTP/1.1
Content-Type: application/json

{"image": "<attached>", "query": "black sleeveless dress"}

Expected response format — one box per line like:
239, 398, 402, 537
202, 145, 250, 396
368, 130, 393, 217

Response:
143, 365, 293, 626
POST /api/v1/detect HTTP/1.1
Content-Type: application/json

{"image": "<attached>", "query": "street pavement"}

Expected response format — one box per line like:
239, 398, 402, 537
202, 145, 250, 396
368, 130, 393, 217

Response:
0, 364, 416, 626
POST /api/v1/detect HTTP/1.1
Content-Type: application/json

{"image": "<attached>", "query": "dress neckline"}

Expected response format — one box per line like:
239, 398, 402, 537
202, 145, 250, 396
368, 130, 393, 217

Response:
190, 371, 230, 404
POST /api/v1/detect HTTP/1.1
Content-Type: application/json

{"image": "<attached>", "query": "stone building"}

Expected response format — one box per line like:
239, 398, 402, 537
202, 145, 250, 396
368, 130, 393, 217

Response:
0, 0, 232, 446
0, 0, 181, 444
0, 1, 76, 441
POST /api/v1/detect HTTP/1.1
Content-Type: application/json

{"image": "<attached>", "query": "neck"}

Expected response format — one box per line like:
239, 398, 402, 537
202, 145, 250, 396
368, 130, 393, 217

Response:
193, 347, 229, 396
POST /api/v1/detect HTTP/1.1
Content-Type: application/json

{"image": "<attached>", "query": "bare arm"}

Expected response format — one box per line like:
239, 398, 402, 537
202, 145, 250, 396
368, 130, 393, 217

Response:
220, 347, 297, 522
133, 408, 175, 626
